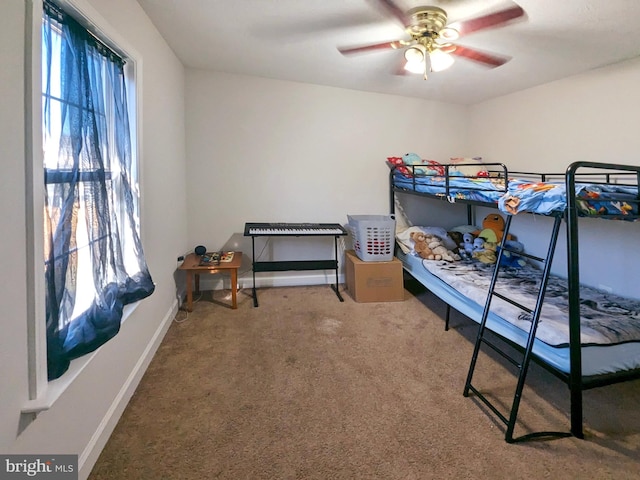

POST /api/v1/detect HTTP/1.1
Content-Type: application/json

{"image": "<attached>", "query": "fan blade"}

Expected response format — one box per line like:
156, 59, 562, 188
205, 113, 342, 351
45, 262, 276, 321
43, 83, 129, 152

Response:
393, 59, 410, 76
338, 40, 404, 55
252, 12, 390, 41
449, 45, 509, 67
451, 4, 526, 37
367, 0, 409, 27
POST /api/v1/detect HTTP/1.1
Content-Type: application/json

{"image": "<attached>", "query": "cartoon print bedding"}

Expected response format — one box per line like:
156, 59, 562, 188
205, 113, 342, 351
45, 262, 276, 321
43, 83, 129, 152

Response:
391, 169, 639, 218
500, 181, 639, 218
421, 259, 640, 347
392, 171, 507, 204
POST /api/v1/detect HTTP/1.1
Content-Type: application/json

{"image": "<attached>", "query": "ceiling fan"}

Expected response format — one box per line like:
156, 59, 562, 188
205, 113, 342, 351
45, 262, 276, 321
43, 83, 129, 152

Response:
338, 1, 526, 79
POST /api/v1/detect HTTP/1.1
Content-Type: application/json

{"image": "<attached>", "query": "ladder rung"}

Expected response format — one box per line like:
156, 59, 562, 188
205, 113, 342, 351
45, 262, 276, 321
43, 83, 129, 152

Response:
481, 337, 521, 368
492, 291, 533, 314
516, 250, 546, 263
512, 430, 573, 443
467, 384, 509, 425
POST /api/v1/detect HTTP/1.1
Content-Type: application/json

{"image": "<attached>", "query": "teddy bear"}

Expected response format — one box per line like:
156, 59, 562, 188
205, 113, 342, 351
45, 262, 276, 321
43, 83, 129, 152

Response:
472, 213, 512, 244
424, 234, 461, 262
410, 231, 442, 261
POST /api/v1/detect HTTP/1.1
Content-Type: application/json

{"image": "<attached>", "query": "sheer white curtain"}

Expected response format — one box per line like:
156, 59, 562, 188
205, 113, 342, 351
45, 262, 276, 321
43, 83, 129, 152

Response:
42, 0, 154, 380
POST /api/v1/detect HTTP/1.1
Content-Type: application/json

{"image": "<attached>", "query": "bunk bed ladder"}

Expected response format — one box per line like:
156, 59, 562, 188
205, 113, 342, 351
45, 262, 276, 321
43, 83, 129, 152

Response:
463, 214, 571, 443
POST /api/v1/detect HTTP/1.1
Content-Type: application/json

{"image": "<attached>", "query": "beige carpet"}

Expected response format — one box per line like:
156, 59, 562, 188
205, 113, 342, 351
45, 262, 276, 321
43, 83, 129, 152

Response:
89, 279, 640, 479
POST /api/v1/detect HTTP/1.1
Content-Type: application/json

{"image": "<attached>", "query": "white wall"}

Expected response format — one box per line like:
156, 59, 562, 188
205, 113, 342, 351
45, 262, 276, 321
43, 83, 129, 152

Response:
469, 56, 640, 171
468, 57, 640, 297
184, 70, 469, 288
185, 64, 640, 295
1, 0, 30, 453
2, 1, 188, 479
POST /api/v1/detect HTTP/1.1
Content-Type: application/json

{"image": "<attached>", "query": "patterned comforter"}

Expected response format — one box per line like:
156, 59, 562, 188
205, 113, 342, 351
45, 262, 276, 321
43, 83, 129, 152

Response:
421, 259, 640, 347
392, 172, 639, 218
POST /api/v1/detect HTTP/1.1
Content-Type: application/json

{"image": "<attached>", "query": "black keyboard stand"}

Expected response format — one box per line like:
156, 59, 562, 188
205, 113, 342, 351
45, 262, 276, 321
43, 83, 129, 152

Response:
244, 223, 348, 307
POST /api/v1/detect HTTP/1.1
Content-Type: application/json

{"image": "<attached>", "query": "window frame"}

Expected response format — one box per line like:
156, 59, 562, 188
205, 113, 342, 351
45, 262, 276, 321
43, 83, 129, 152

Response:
22, 0, 144, 414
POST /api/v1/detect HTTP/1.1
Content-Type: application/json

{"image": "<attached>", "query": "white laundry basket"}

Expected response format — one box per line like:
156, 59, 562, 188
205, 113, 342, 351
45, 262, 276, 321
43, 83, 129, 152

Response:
347, 214, 396, 262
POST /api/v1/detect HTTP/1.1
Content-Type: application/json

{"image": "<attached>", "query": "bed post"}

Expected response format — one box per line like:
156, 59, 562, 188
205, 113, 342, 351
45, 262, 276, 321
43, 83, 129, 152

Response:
389, 166, 396, 215
566, 162, 584, 439
445, 305, 451, 331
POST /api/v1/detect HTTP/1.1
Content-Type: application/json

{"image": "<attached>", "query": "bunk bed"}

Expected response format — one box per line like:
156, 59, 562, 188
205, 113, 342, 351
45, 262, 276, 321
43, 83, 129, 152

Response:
388, 160, 640, 442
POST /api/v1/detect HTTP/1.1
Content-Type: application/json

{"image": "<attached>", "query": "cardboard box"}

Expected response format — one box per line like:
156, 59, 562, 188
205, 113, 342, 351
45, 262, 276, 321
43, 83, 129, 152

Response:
344, 250, 404, 303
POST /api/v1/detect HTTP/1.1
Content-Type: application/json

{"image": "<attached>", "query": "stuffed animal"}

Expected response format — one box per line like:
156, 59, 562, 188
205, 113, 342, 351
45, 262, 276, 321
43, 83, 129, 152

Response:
410, 231, 442, 261
402, 152, 422, 163
498, 240, 527, 268
402, 153, 445, 176
424, 234, 461, 262
458, 232, 475, 260
472, 240, 498, 264
447, 230, 463, 253
472, 213, 512, 244
471, 237, 485, 253
402, 153, 427, 176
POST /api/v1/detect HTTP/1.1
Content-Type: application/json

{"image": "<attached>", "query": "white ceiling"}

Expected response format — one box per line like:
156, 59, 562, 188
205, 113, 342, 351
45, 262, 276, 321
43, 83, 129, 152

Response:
136, 0, 640, 105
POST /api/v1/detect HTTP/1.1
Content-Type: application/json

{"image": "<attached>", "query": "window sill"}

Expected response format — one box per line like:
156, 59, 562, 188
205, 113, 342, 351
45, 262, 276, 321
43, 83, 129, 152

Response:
21, 303, 138, 414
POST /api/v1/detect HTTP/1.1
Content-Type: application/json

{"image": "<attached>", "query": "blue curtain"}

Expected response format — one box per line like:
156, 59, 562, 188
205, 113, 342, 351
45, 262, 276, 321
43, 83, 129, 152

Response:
43, 1, 155, 380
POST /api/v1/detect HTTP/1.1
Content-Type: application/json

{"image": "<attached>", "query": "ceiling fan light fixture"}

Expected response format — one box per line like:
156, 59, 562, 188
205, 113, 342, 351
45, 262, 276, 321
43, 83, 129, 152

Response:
429, 49, 455, 72
404, 45, 424, 64
404, 59, 425, 74
403, 45, 426, 74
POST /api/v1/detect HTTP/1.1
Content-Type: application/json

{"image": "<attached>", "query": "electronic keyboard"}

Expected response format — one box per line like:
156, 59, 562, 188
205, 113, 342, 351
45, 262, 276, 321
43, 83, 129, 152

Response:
244, 222, 347, 236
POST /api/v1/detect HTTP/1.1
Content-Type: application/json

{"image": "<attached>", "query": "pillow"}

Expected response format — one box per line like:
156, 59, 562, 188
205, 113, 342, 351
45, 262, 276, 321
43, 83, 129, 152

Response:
396, 226, 458, 255
403, 153, 445, 177
449, 225, 480, 235
449, 157, 485, 177
393, 200, 412, 235
387, 156, 411, 177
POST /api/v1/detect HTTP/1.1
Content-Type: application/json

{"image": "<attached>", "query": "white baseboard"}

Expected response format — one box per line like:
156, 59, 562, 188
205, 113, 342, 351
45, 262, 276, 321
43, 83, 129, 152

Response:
78, 299, 178, 480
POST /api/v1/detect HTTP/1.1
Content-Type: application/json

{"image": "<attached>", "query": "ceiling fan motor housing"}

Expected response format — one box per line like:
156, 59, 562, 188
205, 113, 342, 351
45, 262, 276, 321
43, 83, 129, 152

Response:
406, 6, 448, 38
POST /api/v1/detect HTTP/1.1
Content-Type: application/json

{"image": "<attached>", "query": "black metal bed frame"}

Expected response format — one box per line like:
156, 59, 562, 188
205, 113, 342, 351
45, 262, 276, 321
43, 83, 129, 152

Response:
389, 160, 640, 441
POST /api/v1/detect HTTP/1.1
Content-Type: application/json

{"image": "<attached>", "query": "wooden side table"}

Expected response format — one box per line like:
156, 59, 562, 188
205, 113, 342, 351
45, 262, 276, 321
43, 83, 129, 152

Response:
178, 252, 243, 311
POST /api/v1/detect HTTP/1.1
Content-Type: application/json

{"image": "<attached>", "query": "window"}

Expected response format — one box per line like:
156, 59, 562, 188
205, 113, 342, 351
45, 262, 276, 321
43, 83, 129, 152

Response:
42, 0, 154, 381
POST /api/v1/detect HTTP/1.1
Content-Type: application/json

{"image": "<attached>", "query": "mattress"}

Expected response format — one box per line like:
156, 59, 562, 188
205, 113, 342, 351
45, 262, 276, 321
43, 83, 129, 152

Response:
398, 250, 640, 376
